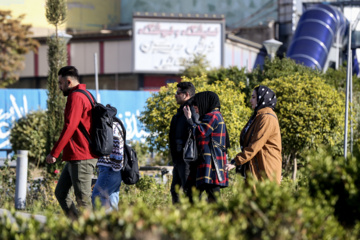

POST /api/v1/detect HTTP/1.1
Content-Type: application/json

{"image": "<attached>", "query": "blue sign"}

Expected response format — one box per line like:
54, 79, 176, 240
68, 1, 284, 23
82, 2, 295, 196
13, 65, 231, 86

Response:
0, 89, 152, 158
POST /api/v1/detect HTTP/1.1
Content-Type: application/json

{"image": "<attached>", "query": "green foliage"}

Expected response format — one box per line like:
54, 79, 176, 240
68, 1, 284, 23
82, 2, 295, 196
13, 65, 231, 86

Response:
10, 111, 47, 166
45, 0, 68, 173
3, 147, 360, 238
139, 82, 178, 156
180, 54, 210, 78
45, 0, 67, 27
322, 64, 347, 91
130, 141, 167, 166
140, 75, 252, 160
263, 73, 345, 159
0, 10, 39, 87
302, 146, 360, 227
135, 175, 158, 191
207, 66, 254, 101
248, 57, 322, 85
0, 177, 352, 239
0, 160, 16, 207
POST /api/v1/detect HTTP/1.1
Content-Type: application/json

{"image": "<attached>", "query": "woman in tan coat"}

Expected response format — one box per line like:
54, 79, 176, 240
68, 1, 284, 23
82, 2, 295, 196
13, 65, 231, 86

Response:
225, 85, 282, 184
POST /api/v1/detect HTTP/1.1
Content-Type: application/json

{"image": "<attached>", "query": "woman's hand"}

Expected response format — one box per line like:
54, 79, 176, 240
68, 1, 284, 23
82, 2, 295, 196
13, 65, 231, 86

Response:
183, 105, 192, 119
225, 163, 236, 171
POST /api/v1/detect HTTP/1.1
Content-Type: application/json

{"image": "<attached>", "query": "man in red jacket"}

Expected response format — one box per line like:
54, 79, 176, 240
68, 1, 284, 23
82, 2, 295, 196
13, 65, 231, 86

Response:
46, 66, 97, 219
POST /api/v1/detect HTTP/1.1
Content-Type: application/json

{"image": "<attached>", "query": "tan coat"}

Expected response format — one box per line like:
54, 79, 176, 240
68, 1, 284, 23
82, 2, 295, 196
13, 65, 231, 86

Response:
234, 107, 282, 184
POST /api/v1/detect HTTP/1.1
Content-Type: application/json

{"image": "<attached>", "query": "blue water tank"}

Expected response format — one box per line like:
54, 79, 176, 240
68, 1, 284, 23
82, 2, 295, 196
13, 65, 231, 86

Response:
287, 4, 347, 70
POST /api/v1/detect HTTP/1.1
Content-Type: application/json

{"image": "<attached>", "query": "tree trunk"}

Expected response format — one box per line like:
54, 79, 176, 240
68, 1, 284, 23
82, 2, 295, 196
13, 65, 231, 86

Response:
292, 157, 297, 181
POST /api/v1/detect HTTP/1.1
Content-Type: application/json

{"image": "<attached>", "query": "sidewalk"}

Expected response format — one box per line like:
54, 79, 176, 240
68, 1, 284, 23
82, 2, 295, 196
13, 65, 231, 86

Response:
0, 208, 46, 224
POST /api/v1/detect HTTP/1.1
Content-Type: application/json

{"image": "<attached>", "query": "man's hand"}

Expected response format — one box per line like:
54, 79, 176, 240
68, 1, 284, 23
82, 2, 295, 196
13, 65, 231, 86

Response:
225, 163, 236, 172
46, 154, 56, 164
183, 105, 192, 119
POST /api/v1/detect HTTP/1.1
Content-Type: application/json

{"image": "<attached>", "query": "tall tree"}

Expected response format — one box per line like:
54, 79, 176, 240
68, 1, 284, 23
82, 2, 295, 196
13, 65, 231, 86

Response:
0, 10, 39, 88
45, 0, 68, 172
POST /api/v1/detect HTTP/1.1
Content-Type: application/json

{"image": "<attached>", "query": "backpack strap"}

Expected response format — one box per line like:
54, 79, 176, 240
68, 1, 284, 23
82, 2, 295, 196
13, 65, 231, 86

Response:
113, 117, 127, 152
113, 117, 134, 165
72, 89, 96, 146
73, 89, 96, 107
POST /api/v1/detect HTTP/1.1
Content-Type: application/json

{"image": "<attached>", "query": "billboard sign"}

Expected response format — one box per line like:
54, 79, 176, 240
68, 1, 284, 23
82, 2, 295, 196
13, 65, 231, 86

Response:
133, 16, 224, 73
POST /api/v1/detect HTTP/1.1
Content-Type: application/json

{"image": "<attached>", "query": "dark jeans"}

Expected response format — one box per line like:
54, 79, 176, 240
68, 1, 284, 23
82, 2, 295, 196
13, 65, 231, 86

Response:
55, 158, 97, 219
170, 161, 190, 204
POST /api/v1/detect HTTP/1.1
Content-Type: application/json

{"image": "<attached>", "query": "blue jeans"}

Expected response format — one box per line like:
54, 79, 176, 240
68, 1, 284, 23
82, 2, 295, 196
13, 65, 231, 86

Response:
92, 165, 122, 210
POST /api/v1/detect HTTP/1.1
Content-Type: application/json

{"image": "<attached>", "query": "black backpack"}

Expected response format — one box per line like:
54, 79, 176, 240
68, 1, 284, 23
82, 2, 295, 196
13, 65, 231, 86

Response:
114, 117, 140, 185
74, 89, 117, 157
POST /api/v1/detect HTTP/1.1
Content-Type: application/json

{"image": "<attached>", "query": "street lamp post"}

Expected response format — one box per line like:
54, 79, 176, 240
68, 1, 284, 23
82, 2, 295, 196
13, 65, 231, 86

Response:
263, 39, 283, 60
56, 30, 72, 44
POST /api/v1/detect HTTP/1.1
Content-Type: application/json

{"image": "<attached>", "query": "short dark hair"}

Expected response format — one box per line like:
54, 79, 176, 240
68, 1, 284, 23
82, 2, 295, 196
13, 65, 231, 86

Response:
58, 66, 79, 81
177, 82, 195, 97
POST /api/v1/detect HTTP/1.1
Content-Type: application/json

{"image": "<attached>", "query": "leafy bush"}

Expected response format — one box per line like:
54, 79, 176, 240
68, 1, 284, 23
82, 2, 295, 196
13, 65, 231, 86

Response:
303, 146, 360, 227
10, 111, 47, 166
248, 57, 322, 86
0, 176, 352, 240
262, 73, 345, 176
207, 66, 253, 101
135, 175, 158, 191
140, 75, 252, 160
131, 141, 167, 166
4, 146, 360, 239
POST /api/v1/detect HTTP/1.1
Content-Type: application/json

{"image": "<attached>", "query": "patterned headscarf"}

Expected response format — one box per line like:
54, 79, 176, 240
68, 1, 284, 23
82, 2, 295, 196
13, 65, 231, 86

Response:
254, 85, 277, 111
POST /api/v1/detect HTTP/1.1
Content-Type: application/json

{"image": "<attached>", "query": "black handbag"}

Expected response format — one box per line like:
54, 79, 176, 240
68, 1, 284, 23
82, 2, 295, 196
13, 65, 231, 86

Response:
183, 130, 198, 162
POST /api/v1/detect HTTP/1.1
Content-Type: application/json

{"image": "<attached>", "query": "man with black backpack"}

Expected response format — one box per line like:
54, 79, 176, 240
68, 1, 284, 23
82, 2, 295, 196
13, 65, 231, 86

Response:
46, 66, 97, 219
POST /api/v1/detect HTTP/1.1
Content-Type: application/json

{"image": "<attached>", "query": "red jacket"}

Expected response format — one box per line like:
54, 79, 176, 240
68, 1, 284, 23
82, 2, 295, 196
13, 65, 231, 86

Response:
51, 84, 98, 161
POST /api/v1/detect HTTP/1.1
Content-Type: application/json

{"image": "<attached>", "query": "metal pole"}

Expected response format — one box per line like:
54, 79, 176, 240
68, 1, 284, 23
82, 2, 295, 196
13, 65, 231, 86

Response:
344, 23, 352, 159
15, 150, 28, 210
94, 53, 100, 103
350, 50, 353, 155
336, 28, 340, 69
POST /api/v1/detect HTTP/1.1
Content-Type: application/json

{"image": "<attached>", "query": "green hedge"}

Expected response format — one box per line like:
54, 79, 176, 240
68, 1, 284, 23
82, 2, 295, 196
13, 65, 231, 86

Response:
2, 146, 360, 239
10, 111, 47, 166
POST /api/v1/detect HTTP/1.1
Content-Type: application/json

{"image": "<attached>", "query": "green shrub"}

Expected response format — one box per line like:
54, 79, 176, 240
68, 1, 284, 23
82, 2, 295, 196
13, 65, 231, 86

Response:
135, 175, 158, 192
0, 176, 350, 240
263, 73, 345, 177
207, 66, 253, 101
248, 57, 322, 86
10, 111, 47, 166
303, 146, 360, 227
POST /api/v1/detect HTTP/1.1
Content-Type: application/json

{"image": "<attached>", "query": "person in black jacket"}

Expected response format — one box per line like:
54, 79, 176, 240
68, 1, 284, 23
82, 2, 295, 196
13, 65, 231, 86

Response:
169, 82, 197, 204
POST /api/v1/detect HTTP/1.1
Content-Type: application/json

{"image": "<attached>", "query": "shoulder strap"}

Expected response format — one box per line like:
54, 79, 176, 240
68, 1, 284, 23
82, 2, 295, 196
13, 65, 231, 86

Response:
265, 113, 277, 119
73, 89, 96, 107
245, 126, 255, 148
72, 89, 96, 144
212, 138, 227, 152
113, 116, 127, 143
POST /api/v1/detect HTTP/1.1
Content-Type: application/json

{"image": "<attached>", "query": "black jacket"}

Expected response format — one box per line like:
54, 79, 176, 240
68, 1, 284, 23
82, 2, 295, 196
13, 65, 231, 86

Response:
169, 99, 197, 165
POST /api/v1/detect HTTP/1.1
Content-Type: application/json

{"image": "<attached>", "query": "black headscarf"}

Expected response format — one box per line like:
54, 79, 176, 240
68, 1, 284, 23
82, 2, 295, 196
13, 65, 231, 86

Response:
193, 91, 230, 149
193, 91, 221, 118
241, 85, 277, 146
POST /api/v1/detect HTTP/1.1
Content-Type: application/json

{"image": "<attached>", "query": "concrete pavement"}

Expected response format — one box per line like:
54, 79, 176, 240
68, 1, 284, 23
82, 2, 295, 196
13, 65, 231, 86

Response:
0, 208, 46, 224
